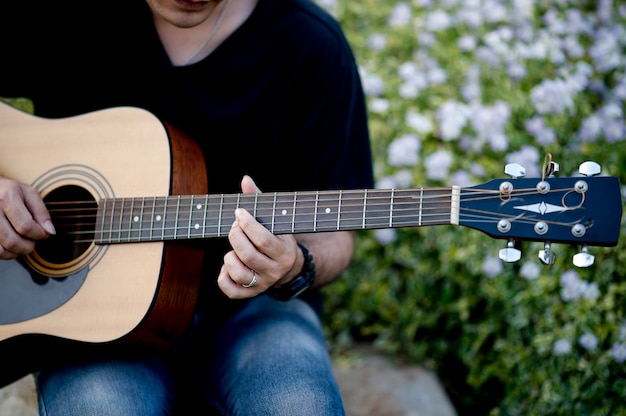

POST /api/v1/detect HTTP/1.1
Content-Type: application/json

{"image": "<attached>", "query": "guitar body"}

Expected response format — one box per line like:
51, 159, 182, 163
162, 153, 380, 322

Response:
0, 103, 206, 386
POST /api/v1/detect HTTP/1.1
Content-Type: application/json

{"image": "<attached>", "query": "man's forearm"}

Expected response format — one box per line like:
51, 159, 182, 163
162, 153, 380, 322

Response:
297, 230, 355, 288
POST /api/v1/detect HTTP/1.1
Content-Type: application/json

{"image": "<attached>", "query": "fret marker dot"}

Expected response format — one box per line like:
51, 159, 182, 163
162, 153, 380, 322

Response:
196, 204, 202, 210
281, 209, 287, 215
194, 224, 200, 230
133, 216, 139, 222
325, 208, 331, 214
156, 215, 162, 221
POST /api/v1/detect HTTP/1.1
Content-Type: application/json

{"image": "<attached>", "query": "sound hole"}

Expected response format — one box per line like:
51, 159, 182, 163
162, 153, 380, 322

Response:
36, 185, 97, 264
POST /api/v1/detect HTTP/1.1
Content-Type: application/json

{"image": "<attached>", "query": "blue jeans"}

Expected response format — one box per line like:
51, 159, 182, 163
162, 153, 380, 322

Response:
36, 296, 345, 415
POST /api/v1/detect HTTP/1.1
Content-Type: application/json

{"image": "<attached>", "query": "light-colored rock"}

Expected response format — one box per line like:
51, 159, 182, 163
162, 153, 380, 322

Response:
333, 345, 457, 416
0, 375, 37, 416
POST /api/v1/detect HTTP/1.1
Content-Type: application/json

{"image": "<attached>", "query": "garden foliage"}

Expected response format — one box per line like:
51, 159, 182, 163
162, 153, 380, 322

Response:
317, 0, 626, 414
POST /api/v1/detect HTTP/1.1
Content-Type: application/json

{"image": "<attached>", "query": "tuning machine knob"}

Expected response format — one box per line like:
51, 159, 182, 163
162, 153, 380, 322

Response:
499, 240, 521, 263
538, 242, 556, 265
573, 245, 595, 268
504, 163, 525, 179
579, 161, 601, 177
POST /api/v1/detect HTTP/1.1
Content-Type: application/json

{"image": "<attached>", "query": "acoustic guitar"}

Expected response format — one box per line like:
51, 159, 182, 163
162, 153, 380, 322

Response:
0, 101, 622, 387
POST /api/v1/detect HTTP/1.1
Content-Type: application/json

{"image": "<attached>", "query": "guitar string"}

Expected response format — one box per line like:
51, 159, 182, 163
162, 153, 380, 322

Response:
40, 187, 584, 243
42, 187, 577, 226
42, 185, 569, 213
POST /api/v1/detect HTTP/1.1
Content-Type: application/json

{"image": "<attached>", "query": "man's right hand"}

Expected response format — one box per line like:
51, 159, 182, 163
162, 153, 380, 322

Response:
0, 177, 55, 260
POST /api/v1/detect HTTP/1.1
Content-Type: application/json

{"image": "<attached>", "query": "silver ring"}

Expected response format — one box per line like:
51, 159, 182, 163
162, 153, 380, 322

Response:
242, 270, 257, 288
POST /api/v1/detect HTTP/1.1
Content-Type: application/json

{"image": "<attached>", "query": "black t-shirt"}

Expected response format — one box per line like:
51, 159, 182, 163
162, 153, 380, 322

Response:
0, 0, 373, 318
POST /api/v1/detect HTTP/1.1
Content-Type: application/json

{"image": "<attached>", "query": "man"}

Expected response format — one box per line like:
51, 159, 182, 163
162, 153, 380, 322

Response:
0, 0, 373, 414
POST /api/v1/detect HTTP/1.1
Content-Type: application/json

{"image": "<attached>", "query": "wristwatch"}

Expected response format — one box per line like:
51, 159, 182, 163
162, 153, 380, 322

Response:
267, 243, 316, 301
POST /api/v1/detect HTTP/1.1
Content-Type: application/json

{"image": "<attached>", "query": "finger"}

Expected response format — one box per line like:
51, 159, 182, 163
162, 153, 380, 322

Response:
0, 180, 52, 240
22, 184, 55, 235
0, 211, 36, 257
224, 222, 274, 281
233, 208, 298, 273
231, 208, 276, 255
241, 175, 261, 194
217, 263, 263, 299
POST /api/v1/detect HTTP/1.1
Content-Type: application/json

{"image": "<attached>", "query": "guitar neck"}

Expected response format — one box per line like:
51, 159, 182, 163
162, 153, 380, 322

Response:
94, 187, 461, 244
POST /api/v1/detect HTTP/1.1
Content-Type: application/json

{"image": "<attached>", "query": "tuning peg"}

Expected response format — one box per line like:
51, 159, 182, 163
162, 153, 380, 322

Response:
573, 245, 595, 268
504, 163, 526, 179
499, 240, 521, 263
543, 161, 559, 177
579, 161, 601, 177
538, 242, 556, 265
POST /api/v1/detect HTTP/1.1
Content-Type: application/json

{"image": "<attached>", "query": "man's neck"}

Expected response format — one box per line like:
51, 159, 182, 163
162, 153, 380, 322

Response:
154, 0, 258, 66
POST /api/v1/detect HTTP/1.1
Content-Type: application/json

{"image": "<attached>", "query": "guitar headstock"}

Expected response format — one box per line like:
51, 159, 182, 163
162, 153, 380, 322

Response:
460, 161, 623, 267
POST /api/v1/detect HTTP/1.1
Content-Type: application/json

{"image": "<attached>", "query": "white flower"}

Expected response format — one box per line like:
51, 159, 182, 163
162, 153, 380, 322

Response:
530, 78, 574, 115
376, 176, 397, 190
578, 332, 598, 351
519, 261, 540, 280
387, 134, 421, 167
424, 149, 453, 181
406, 112, 434, 134
449, 170, 472, 187
369, 98, 390, 114
374, 228, 397, 245
367, 33, 387, 51
553, 338, 572, 356
482, 256, 503, 278
360, 71, 385, 97
388, 2, 412, 27
393, 169, 414, 188
457, 35, 477, 52
610, 343, 626, 363
426, 9, 452, 32
436, 100, 470, 141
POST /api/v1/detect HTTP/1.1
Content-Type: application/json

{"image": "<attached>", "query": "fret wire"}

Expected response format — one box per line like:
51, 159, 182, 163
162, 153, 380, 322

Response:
419, 187, 423, 226
362, 189, 367, 229
218, 194, 225, 237
254, 193, 258, 217
161, 197, 167, 238
389, 189, 394, 228
271, 193, 277, 233
174, 195, 180, 239
108, 199, 115, 242
119, 198, 127, 242
336, 190, 342, 230
202, 195, 208, 238
127, 197, 133, 242
185, 195, 191, 239
313, 191, 319, 232
98, 199, 107, 243
137, 197, 144, 241
291, 192, 296, 233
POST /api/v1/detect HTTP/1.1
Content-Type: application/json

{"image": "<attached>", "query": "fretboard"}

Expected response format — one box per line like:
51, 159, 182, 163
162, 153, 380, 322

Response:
94, 187, 461, 244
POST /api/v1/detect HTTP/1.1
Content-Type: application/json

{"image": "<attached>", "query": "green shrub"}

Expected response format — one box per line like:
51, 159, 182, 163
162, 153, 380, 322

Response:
319, 0, 626, 414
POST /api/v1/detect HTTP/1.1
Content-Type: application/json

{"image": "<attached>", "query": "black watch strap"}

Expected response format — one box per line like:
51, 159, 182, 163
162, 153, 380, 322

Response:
267, 243, 315, 301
